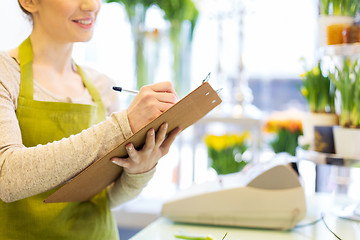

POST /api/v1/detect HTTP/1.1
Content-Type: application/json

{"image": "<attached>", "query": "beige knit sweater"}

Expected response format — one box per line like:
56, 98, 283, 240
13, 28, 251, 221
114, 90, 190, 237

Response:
0, 51, 154, 207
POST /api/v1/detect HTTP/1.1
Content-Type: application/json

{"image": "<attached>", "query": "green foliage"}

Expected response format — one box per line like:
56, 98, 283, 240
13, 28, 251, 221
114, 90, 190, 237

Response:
105, 0, 199, 39
174, 233, 213, 240
154, 0, 199, 40
320, 0, 359, 16
270, 128, 302, 156
204, 133, 250, 175
207, 144, 248, 175
300, 60, 336, 113
105, 0, 155, 21
329, 58, 360, 128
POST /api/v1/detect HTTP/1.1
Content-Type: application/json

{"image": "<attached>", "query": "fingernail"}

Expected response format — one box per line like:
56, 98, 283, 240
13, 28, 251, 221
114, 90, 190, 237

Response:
127, 145, 133, 151
150, 129, 155, 135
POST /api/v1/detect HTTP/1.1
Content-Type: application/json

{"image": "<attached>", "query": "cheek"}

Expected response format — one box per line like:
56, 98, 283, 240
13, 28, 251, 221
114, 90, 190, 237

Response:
44, 5, 75, 29
43, 1, 75, 19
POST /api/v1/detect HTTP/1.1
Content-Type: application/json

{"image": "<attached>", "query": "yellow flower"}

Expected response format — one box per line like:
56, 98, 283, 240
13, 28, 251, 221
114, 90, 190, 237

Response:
203, 132, 250, 151
300, 87, 308, 97
311, 66, 320, 76
204, 135, 224, 151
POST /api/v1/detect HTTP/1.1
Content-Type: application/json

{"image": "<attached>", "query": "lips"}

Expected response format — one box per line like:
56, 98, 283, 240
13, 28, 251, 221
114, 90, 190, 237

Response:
72, 18, 94, 29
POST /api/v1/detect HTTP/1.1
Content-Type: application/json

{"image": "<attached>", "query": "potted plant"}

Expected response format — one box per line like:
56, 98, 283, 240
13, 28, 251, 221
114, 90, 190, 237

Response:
263, 110, 303, 156
299, 60, 338, 151
203, 132, 250, 176
318, 0, 359, 46
329, 58, 360, 159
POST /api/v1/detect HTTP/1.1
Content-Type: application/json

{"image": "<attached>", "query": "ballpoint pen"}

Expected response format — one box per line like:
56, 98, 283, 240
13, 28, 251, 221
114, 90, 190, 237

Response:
112, 86, 139, 95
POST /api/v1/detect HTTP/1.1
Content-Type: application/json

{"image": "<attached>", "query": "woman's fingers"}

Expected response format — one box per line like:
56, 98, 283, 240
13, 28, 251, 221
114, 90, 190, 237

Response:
111, 124, 180, 174
126, 143, 138, 162
157, 100, 177, 113
155, 92, 178, 104
127, 82, 178, 133
155, 123, 168, 147
111, 157, 129, 168
142, 128, 156, 152
149, 81, 177, 95
160, 127, 181, 154
143, 123, 168, 151
112, 143, 137, 167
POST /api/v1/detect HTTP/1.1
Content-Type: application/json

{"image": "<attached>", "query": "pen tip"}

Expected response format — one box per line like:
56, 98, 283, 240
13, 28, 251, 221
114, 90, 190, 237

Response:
113, 86, 122, 91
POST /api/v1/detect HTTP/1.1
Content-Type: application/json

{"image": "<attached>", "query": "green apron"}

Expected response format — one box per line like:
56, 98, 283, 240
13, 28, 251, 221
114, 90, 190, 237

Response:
0, 37, 119, 240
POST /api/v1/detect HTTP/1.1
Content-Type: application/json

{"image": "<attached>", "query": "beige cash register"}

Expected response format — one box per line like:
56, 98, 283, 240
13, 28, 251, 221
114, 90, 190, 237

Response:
162, 164, 306, 230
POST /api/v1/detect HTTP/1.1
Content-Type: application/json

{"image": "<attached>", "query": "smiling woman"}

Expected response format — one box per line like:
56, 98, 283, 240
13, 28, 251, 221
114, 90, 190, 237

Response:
18, 0, 101, 43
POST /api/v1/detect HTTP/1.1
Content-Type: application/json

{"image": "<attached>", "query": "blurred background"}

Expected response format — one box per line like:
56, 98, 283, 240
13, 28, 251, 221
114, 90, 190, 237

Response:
0, 0, 315, 111
4, 0, 360, 238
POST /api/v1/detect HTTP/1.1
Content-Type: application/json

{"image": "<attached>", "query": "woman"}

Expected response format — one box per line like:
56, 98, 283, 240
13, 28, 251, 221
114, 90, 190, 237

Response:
0, 0, 180, 239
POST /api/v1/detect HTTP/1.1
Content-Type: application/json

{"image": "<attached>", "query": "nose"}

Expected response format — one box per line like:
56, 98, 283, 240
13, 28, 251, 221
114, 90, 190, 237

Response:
81, 0, 101, 12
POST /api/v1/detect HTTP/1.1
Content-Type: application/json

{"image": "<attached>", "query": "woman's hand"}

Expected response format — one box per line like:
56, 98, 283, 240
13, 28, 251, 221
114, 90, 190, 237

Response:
126, 82, 178, 133
111, 123, 181, 174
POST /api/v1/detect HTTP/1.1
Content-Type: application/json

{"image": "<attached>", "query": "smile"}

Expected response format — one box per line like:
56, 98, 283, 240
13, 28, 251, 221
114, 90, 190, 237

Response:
72, 18, 94, 29
74, 19, 92, 25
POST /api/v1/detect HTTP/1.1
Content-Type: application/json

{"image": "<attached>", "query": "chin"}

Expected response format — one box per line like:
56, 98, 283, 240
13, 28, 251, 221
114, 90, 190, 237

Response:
76, 35, 94, 43
73, 29, 95, 43
77, 38, 93, 43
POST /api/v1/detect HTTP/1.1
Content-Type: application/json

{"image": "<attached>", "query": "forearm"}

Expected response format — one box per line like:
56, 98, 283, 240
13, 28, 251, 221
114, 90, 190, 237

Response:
107, 168, 156, 208
0, 111, 132, 202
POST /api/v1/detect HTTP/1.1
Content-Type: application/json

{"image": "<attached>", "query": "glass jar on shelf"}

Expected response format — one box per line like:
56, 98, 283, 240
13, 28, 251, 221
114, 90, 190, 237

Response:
342, 24, 360, 44
326, 23, 349, 45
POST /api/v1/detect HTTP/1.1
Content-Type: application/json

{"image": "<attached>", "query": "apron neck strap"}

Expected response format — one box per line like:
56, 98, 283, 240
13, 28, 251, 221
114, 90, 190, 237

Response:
18, 37, 105, 109
18, 37, 34, 99
75, 65, 103, 103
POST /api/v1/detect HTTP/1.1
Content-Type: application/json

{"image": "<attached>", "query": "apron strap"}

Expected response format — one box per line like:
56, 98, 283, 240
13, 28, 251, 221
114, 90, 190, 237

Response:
76, 65, 102, 103
18, 37, 106, 119
76, 65, 106, 118
18, 37, 34, 100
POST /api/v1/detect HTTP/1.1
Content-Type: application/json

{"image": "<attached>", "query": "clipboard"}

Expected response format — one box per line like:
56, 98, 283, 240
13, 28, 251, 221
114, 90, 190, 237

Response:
44, 82, 222, 203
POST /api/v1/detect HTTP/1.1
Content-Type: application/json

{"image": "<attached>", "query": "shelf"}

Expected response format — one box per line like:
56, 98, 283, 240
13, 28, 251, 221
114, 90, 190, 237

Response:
319, 43, 360, 57
296, 148, 360, 167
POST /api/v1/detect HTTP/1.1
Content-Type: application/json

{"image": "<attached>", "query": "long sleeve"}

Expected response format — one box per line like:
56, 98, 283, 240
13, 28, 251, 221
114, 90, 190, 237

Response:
107, 168, 156, 208
0, 96, 131, 202
0, 52, 154, 203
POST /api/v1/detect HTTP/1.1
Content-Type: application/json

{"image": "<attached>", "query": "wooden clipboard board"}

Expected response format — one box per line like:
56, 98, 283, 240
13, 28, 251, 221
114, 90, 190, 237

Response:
44, 82, 221, 203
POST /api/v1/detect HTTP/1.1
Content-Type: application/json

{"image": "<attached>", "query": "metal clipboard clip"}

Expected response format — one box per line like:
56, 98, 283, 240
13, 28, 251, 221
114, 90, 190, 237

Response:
202, 72, 223, 94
